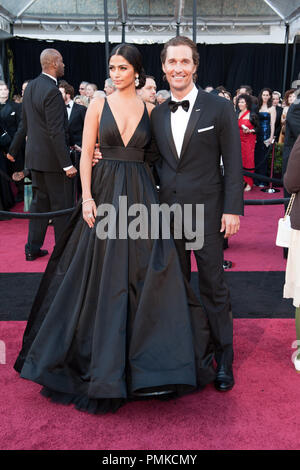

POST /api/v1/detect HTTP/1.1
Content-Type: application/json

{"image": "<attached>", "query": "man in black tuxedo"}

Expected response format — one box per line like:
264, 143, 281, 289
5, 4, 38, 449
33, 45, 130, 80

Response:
20, 48, 77, 260
150, 36, 244, 392
59, 80, 86, 198
0, 81, 23, 202
58, 80, 86, 148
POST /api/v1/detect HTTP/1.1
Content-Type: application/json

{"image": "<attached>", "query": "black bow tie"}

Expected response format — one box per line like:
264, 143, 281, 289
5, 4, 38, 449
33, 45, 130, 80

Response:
168, 100, 190, 113
66, 104, 71, 108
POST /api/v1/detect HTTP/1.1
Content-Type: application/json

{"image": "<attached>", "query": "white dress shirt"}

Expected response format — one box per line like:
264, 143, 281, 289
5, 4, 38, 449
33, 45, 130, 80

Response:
64, 100, 75, 170
66, 99, 74, 120
42, 72, 57, 85
170, 85, 198, 158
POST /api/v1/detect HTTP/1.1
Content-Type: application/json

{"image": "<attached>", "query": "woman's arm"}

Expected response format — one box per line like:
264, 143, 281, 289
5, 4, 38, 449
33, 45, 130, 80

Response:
80, 98, 104, 198
269, 106, 276, 142
80, 97, 104, 227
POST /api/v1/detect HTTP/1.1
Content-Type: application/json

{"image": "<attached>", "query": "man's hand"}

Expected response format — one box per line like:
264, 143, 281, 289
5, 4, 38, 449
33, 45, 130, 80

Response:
65, 166, 77, 178
6, 153, 15, 162
220, 214, 240, 238
92, 143, 102, 166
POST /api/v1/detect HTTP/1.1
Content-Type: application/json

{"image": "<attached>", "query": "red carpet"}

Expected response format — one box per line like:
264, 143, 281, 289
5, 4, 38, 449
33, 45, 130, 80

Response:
0, 319, 298, 450
0, 187, 287, 273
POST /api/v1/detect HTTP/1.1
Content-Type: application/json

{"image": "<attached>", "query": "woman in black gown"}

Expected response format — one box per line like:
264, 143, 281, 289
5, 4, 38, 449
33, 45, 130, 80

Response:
14, 44, 215, 413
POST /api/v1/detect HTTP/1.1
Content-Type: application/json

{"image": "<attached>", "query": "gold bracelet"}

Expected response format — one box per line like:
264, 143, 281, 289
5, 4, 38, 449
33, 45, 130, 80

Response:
82, 198, 94, 205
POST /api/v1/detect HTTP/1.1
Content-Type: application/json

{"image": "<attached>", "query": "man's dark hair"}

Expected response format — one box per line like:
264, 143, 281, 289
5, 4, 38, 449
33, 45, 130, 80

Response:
160, 36, 199, 82
109, 43, 146, 89
239, 85, 253, 95
58, 80, 74, 100
145, 75, 156, 82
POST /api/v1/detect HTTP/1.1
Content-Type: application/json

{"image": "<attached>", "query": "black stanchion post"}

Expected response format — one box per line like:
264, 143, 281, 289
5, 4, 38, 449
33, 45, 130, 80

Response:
104, 0, 109, 78
192, 0, 197, 43
261, 139, 280, 194
282, 23, 290, 97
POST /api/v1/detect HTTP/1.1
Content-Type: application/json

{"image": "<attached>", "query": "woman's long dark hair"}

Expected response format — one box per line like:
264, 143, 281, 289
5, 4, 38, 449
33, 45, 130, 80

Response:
236, 93, 252, 111
258, 88, 273, 109
109, 44, 146, 89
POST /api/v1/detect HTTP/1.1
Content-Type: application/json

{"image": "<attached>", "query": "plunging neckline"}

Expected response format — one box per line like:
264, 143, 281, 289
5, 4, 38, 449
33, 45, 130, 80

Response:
105, 99, 146, 148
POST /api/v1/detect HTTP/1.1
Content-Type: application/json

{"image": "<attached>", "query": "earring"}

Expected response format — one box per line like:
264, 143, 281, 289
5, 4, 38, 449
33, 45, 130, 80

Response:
135, 76, 139, 87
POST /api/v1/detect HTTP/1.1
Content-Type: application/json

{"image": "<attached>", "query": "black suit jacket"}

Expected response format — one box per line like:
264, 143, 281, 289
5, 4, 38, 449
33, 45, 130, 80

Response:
0, 100, 21, 151
282, 100, 300, 174
149, 89, 244, 235
274, 105, 283, 140
21, 73, 72, 172
67, 102, 86, 147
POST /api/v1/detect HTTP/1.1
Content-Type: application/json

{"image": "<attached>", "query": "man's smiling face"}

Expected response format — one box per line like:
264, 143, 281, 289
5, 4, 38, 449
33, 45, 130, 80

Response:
162, 45, 196, 96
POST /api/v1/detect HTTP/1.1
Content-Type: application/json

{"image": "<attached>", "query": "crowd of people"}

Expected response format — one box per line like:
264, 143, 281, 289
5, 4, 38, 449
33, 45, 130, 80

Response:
1, 69, 299, 215
0, 38, 300, 414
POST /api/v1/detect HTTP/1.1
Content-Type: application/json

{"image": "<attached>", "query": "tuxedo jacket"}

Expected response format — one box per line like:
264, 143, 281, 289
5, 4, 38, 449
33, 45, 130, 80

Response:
149, 89, 244, 235
283, 101, 300, 160
21, 73, 72, 172
0, 100, 21, 150
67, 102, 86, 147
274, 105, 283, 140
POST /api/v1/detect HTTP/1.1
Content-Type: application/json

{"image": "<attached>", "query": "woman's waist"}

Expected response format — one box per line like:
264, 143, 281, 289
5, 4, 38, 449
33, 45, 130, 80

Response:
100, 145, 145, 162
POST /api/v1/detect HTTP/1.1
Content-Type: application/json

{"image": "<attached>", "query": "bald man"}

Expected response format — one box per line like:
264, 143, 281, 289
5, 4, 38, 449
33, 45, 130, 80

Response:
20, 48, 77, 260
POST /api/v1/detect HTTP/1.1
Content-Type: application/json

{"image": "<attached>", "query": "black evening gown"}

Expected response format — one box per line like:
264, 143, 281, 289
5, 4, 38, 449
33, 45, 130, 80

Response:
14, 100, 215, 413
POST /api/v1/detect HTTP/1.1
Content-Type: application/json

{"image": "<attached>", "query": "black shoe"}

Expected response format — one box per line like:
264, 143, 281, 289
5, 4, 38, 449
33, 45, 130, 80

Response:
25, 249, 48, 261
214, 364, 234, 392
223, 260, 232, 269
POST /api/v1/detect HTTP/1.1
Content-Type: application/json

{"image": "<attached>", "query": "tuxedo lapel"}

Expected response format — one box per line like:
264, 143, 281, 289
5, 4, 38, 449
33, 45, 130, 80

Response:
180, 91, 205, 161
163, 100, 179, 163
68, 104, 75, 123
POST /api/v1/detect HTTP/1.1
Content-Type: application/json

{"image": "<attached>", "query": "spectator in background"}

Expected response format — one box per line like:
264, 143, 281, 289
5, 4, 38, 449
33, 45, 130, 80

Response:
272, 91, 283, 142
137, 75, 157, 104
272, 91, 282, 107
58, 81, 86, 148
74, 95, 89, 107
104, 78, 116, 96
6, 79, 32, 202
204, 85, 214, 93
279, 89, 296, 144
254, 88, 276, 186
239, 85, 252, 96
59, 80, 87, 200
12, 94, 22, 103
0, 80, 22, 205
93, 90, 106, 99
86, 83, 98, 103
237, 93, 259, 191
224, 91, 232, 101
282, 80, 300, 197
79, 81, 88, 96
238, 85, 258, 112
156, 89, 170, 104
283, 135, 300, 372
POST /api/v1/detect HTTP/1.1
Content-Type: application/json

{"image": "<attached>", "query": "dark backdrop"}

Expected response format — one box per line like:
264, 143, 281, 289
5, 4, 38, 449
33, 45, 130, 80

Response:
6, 36, 300, 97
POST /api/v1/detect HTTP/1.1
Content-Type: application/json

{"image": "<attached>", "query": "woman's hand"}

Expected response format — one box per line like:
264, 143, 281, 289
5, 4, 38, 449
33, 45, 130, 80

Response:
242, 128, 250, 134
82, 199, 97, 228
92, 144, 103, 166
